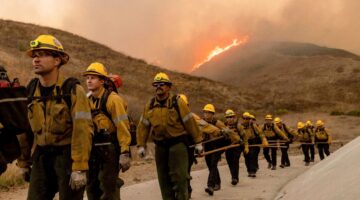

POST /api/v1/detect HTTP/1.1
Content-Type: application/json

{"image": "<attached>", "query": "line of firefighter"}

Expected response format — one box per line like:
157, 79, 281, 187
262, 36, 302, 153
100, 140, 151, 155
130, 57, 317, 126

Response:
0, 34, 331, 200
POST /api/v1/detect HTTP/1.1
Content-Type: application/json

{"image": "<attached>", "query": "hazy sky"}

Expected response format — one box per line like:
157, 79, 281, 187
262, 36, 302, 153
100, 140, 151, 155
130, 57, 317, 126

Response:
1, 0, 359, 72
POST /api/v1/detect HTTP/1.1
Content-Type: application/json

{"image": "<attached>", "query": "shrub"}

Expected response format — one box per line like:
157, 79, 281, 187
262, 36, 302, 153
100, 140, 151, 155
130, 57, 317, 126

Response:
346, 110, 360, 117
330, 111, 345, 116
275, 108, 288, 115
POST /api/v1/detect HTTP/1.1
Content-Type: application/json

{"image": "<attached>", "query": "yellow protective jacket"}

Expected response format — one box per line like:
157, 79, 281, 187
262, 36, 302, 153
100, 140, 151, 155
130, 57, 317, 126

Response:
239, 122, 266, 145
206, 118, 240, 144
192, 113, 222, 139
314, 127, 332, 143
225, 120, 245, 143
277, 123, 298, 141
261, 123, 289, 140
88, 87, 131, 153
27, 75, 93, 171
137, 94, 202, 147
297, 128, 313, 143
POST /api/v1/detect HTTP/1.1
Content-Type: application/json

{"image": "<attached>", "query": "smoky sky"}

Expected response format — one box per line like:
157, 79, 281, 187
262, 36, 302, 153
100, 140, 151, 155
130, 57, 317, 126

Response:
1, 0, 359, 72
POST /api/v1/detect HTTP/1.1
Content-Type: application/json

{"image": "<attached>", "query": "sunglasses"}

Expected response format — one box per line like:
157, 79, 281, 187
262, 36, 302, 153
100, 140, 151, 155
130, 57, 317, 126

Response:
226, 116, 235, 119
152, 82, 167, 88
31, 50, 53, 58
243, 117, 251, 120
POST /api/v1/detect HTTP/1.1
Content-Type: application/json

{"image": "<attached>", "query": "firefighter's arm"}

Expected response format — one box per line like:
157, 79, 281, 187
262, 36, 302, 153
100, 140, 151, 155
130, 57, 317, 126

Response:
287, 126, 298, 138
70, 85, 93, 171
194, 114, 221, 138
326, 129, 332, 144
253, 123, 266, 141
238, 125, 249, 147
177, 98, 202, 143
216, 121, 239, 143
136, 104, 151, 147
274, 124, 289, 141
107, 94, 131, 153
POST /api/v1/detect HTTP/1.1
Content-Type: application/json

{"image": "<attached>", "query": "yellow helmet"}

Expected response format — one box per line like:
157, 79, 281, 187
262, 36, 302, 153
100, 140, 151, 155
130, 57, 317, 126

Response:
297, 122, 305, 129
27, 34, 69, 63
249, 114, 256, 120
153, 72, 172, 85
203, 104, 215, 113
83, 62, 108, 77
225, 109, 236, 117
265, 114, 273, 120
179, 94, 189, 105
242, 112, 251, 118
316, 120, 324, 127
274, 117, 281, 124
306, 120, 313, 126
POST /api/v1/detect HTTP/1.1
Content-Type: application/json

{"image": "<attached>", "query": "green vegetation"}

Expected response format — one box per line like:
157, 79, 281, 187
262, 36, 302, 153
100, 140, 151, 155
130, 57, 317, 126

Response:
275, 108, 289, 116
330, 110, 360, 117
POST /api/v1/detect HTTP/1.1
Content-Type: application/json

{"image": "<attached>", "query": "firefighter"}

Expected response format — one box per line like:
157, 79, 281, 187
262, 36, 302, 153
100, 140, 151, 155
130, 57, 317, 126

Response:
136, 73, 203, 200
22, 34, 93, 200
201, 104, 240, 195
261, 114, 289, 170
179, 94, 222, 198
274, 117, 297, 168
314, 120, 332, 160
305, 120, 315, 162
297, 122, 313, 166
239, 112, 268, 178
83, 62, 131, 200
224, 109, 244, 185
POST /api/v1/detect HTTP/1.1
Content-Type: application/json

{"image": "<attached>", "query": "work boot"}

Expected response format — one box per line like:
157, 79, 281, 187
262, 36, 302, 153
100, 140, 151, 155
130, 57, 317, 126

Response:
305, 162, 310, 166
271, 165, 276, 170
268, 163, 272, 169
285, 163, 290, 167
231, 178, 238, 186
205, 187, 214, 196
280, 164, 285, 168
248, 172, 256, 178
213, 184, 221, 191
310, 159, 314, 162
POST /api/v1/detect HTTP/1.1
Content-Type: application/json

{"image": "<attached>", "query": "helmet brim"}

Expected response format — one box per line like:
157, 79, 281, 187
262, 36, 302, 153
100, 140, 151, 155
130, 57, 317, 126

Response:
27, 48, 70, 64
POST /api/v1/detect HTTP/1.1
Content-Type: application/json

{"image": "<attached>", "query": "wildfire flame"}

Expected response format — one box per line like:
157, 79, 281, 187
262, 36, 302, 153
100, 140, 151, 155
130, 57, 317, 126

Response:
191, 36, 249, 72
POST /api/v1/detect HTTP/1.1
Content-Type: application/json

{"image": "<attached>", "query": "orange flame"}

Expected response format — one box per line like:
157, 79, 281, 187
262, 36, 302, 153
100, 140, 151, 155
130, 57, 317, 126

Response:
191, 36, 249, 72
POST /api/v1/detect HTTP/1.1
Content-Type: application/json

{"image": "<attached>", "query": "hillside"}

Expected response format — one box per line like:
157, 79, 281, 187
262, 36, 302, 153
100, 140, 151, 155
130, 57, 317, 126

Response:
0, 19, 258, 117
192, 41, 360, 112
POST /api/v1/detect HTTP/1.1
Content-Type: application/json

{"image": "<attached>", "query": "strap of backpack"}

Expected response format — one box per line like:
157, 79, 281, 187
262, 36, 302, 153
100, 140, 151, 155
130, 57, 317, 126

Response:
26, 78, 39, 102
171, 95, 187, 129
60, 77, 80, 109
98, 89, 113, 122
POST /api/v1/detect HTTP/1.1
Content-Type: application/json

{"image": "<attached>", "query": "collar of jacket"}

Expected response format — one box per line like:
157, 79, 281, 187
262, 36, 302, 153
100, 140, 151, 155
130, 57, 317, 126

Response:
89, 87, 105, 99
152, 93, 173, 107
34, 73, 66, 96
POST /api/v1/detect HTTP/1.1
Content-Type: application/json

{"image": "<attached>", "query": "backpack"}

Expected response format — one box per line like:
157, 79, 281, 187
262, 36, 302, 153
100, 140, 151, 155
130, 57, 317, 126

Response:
93, 88, 137, 146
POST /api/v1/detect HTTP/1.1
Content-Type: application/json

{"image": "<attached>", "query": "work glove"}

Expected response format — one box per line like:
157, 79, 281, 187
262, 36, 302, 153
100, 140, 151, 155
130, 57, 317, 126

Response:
20, 167, 31, 182
220, 129, 230, 140
69, 171, 87, 191
194, 143, 204, 155
244, 144, 249, 154
137, 146, 146, 158
119, 153, 131, 172
261, 139, 269, 147
284, 136, 290, 142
